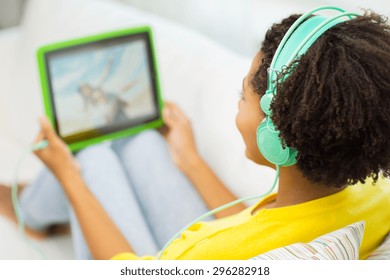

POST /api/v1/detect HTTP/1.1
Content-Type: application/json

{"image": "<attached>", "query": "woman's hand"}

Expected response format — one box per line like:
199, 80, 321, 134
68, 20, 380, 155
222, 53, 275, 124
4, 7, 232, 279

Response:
161, 102, 201, 175
34, 117, 79, 179
161, 102, 246, 217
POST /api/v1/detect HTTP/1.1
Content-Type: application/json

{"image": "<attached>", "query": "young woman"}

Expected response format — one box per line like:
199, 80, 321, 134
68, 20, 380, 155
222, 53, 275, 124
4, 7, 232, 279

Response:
2, 9, 390, 260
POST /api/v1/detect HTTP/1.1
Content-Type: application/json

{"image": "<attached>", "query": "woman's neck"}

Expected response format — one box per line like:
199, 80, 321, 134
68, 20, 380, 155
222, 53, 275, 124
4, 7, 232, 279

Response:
273, 165, 345, 208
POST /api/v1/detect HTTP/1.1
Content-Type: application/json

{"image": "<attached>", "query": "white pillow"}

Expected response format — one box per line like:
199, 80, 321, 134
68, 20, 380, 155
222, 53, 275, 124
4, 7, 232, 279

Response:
251, 221, 365, 260
366, 234, 390, 260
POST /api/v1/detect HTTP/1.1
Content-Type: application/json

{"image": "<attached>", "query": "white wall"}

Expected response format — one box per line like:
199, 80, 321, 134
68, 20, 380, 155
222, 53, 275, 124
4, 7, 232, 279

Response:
117, 0, 390, 57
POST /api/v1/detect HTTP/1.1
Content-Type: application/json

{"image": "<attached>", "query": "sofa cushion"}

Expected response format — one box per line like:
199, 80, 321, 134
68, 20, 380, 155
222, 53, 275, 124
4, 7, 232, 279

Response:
251, 221, 365, 260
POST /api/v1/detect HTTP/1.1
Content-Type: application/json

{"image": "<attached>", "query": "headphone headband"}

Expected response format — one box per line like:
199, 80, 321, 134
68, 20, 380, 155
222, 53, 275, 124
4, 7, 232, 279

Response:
267, 6, 358, 92
258, 6, 359, 167
286, 11, 360, 66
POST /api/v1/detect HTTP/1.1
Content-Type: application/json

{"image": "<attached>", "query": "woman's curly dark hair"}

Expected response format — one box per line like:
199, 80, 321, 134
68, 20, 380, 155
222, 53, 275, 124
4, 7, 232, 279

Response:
252, 11, 390, 188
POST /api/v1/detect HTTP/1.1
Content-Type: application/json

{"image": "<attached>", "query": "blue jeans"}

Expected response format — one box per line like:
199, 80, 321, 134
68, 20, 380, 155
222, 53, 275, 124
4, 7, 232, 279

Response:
19, 130, 212, 259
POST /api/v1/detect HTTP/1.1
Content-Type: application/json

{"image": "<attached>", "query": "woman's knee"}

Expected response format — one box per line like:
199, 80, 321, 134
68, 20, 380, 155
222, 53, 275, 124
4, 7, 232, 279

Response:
75, 143, 115, 167
114, 130, 168, 159
75, 143, 124, 183
133, 130, 166, 149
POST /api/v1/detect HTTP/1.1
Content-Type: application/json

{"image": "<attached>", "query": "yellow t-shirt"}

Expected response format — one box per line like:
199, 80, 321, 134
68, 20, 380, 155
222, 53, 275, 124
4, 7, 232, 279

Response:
113, 178, 390, 260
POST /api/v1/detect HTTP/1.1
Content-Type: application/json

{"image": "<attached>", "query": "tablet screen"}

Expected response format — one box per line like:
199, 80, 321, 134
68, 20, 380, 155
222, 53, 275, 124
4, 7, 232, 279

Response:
42, 31, 161, 146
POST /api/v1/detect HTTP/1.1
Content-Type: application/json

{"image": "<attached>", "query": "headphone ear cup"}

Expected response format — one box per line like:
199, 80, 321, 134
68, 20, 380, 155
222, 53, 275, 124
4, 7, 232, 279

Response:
256, 119, 297, 166
260, 94, 273, 116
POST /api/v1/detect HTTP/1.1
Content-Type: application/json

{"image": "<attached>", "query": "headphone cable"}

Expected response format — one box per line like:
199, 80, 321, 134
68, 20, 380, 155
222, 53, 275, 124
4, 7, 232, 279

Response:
157, 165, 280, 259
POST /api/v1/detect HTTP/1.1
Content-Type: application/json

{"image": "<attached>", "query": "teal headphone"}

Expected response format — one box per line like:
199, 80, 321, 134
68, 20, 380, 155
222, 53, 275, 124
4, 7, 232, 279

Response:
257, 6, 359, 166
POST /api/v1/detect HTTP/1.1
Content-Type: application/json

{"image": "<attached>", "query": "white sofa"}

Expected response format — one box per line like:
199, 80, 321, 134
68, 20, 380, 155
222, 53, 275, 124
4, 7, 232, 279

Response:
0, 0, 277, 259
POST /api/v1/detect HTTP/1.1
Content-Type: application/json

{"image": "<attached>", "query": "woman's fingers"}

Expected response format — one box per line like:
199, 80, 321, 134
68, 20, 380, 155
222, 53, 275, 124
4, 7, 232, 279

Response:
163, 102, 179, 127
39, 116, 56, 141
170, 103, 186, 119
163, 101, 189, 126
162, 104, 173, 126
34, 129, 45, 144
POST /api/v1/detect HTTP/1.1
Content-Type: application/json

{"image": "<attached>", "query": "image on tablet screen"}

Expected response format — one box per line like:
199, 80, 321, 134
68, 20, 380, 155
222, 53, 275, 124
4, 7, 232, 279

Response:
47, 39, 156, 138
